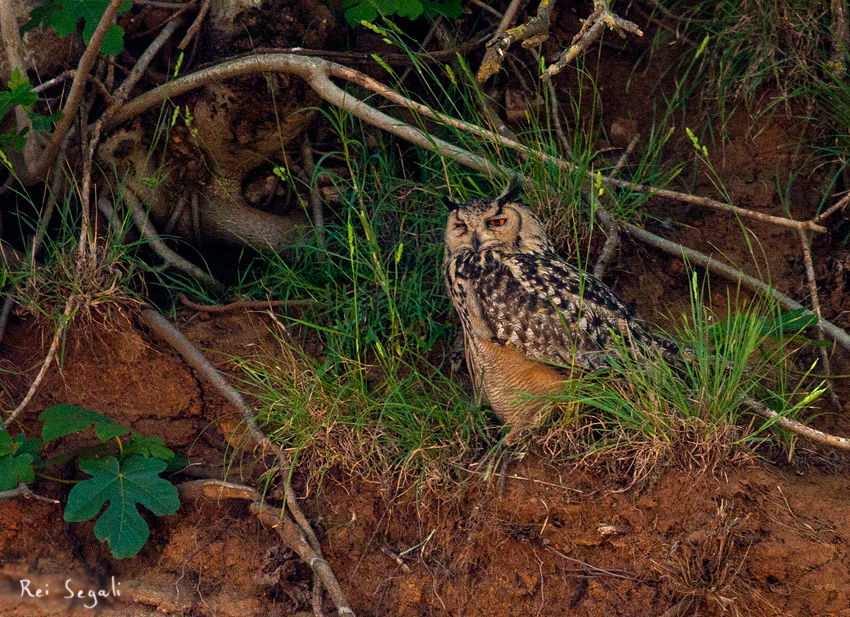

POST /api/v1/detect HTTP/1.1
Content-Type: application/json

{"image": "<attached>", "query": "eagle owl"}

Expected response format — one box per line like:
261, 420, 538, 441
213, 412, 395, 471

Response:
443, 186, 678, 442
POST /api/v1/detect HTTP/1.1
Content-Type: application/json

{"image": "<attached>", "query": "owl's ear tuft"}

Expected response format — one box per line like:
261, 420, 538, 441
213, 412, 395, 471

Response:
498, 180, 522, 206
442, 195, 460, 211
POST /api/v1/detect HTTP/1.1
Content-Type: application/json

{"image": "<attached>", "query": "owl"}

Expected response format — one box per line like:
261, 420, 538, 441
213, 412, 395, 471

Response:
443, 185, 679, 442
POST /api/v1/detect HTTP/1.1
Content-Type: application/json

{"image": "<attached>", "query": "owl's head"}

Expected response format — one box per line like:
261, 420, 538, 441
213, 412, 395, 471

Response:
443, 185, 553, 257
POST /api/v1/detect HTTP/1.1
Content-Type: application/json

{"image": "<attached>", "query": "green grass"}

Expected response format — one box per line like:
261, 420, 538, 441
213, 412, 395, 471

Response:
542, 272, 824, 480
225, 63, 825, 493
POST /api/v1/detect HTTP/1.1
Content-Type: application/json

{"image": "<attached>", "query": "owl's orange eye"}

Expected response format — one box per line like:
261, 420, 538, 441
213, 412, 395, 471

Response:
487, 218, 508, 227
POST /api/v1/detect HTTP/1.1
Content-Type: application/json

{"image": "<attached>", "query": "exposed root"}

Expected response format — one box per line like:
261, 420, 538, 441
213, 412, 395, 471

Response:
139, 309, 354, 616
178, 293, 317, 313
3, 296, 76, 427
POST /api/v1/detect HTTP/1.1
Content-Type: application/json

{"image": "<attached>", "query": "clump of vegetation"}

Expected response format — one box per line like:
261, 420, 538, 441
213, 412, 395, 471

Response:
1, 404, 183, 559
541, 272, 824, 482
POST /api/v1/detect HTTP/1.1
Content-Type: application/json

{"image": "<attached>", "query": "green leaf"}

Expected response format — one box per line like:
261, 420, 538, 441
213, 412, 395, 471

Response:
29, 110, 63, 132
164, 451, 190, 473
65, 455, 180, 559
760, 308, 819, 336
25, 0, 132, 55
0, 432, 36, 491
40, 404, 129, 443
124, 434, 175, 461
14, 433, 43, 458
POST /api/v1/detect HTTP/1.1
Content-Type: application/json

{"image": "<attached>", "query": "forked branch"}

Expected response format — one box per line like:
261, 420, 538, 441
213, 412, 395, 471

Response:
476, 0, 643, 82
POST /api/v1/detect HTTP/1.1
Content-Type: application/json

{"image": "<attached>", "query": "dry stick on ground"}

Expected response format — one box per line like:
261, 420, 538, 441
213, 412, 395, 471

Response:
0, 483, 61, 504
4, 296, 76, 426
797, 230, 841, 411
593, 134, 638, 278
178, 293, 316, 312
139, 310, 354, 616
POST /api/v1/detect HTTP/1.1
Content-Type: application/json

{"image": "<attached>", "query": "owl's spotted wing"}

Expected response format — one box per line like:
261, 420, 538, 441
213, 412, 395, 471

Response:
474, 251, 677, 370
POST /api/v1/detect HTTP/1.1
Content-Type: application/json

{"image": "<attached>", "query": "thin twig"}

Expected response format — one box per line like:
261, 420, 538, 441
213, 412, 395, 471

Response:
468, 0, 503, 18
301, 139, 326, 251
546, 545, 637, 580
797, 231, 841, 410
178, 293, 316, 312
113, 19, 181, 107
813, 190, 850, 225
177, 0, 209, 50
18, 0, 127, 185
744, 399, 850, 451
4, 296, 76, 427
0, 483, 61, 504
593, 134, 638, 278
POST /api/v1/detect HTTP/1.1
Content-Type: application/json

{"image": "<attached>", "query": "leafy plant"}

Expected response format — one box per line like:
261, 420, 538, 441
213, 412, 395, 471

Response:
0, 404, 182, 559
343, 0, 461, 27
23, 0, 132, 55
0, 69, 62, 154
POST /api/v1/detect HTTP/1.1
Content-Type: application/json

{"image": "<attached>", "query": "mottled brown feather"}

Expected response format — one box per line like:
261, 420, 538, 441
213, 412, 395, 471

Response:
443, 193, 677, 441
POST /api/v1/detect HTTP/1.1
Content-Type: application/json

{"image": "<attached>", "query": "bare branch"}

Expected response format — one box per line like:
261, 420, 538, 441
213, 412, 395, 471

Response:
744, 399, 850, 451
543, 0, 643, 81
620, 223, 850, 354
593, 134, 637, 278
18, 0, 127, 186
138, 310, 322, 554
0, 483, 61, 504
477, 0, 556, 82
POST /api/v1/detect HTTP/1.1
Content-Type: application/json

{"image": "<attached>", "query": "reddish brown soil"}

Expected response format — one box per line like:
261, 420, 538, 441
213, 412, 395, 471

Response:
3, 12, 850, 617
2, 302, 850, 616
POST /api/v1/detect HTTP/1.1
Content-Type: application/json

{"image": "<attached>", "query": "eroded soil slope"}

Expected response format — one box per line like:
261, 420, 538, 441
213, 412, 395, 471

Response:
1, 311, 850, 617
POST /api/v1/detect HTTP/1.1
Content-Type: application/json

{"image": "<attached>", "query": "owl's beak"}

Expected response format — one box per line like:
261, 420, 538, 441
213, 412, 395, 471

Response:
471, 232, 481, 251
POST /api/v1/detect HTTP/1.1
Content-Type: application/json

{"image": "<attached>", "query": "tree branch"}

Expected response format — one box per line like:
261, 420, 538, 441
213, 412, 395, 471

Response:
18, 0, 127, 186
